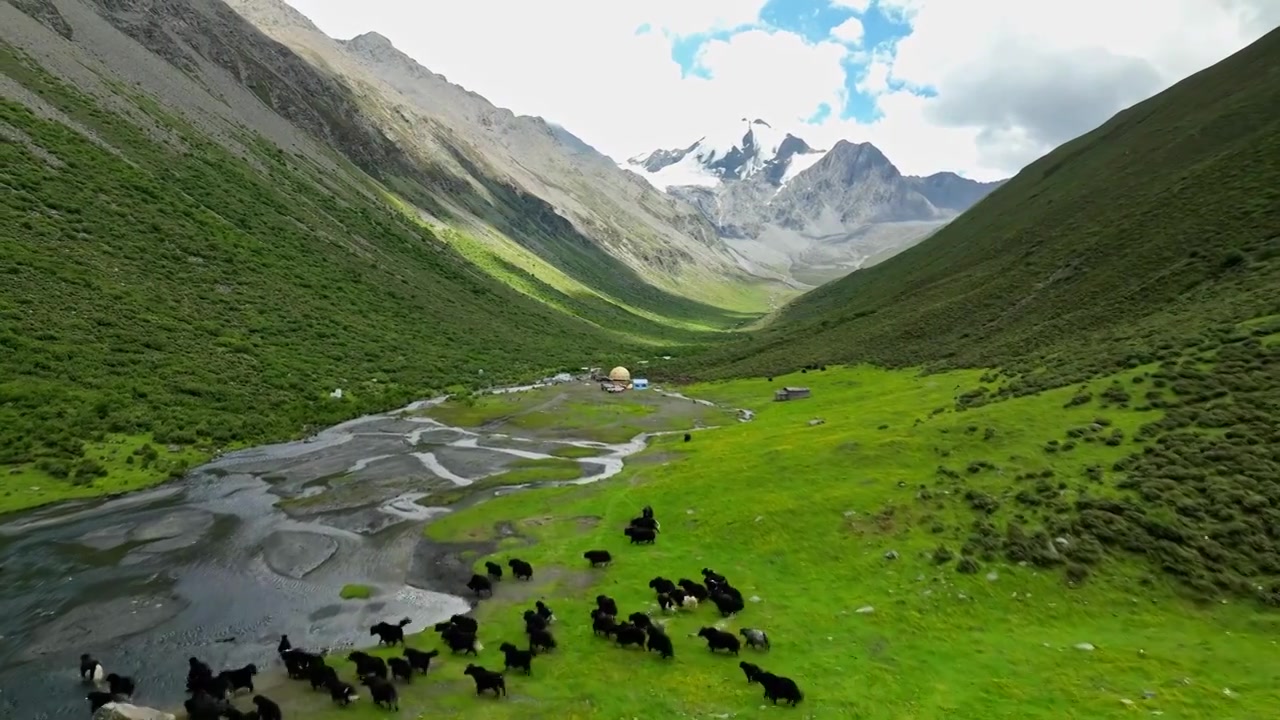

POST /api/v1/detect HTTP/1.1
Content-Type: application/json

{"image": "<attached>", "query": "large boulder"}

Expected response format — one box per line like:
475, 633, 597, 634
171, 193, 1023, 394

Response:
93, 703, 176, 720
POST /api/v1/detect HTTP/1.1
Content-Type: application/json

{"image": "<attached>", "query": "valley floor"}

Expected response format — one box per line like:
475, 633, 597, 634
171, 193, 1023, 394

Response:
229, 366, 1279, 719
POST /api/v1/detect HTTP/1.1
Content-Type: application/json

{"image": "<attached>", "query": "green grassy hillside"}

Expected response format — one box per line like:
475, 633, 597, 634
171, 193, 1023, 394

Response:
247, 366, 1279, 719
695, 27, 1280, 384
667, 30, 1280, 607
0, 46, 745, 513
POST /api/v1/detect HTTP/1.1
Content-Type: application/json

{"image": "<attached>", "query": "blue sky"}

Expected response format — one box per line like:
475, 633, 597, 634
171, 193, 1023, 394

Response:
669, 0, 913, 125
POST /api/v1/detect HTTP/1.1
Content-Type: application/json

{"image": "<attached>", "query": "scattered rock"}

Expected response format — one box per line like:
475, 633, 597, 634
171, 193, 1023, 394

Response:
93, 703, 176, 720
749, 595, 761, 603
1222, 688, 1237, 698
754, 516, 764, 522
985, 571, 998, 581
1074, 642, 1096, 651
1143, 690, 1156, 699
1054, 536, 1070, 546
1120, 698, 1134, 706
855, 606, 874, 614
843, 510, 856, 517
884, 550, 899, 560
808, 418, 825, 426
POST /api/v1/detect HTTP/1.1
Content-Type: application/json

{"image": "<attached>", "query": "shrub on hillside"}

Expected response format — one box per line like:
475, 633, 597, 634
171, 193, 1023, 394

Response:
1065, 563, 1090, 584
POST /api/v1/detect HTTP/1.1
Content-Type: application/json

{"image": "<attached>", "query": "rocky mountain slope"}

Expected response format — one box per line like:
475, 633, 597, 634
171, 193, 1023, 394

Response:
0, 0, 774, 511
223, 3, 787, 294
627, 118, 1003, 284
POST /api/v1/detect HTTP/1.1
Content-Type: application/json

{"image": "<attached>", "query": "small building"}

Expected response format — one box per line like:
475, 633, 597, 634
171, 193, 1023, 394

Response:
632, 378, 650, 390
774, 386, 811, 402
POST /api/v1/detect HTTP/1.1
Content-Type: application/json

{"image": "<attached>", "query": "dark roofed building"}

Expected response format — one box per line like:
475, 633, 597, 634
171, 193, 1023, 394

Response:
774, 386, 811, 401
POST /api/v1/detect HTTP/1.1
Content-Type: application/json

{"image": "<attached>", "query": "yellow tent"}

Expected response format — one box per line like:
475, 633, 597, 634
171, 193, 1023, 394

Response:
608, 366, 631, 383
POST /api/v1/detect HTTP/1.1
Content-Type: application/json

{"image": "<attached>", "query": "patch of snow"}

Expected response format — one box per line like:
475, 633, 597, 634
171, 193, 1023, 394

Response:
646, 152, 721, 188
780, 150, 825, 186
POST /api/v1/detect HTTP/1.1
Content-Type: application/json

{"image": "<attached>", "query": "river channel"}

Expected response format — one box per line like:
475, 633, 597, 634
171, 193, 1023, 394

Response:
0, 388, 694, 719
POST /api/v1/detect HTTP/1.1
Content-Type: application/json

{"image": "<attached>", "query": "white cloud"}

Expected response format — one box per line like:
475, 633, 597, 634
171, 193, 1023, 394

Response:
830, 17, 865, 45
829, 0, 872, 13
694, 31, 850, 126
280, 0, 1279, 182
856, 0, 1280, 179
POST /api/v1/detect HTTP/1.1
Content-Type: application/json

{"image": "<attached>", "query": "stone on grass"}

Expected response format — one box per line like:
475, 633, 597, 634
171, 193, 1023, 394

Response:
855, 606, 875, 614
884, 550, 899, 560
1074, 642, 1096, 651
985, 571, 998, 581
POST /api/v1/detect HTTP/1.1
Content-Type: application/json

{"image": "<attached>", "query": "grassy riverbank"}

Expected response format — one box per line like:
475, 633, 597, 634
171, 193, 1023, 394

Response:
250, 363, 1279, 719
418, 382, 734, 444
0, 434, 207, 516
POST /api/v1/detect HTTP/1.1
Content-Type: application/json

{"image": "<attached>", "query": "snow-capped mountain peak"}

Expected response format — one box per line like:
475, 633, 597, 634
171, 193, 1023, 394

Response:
626, 118, 825, 190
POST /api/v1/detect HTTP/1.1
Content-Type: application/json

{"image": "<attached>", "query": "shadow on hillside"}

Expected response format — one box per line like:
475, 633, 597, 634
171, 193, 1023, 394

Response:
486, 256, 741, 346
429, 139, 755, 329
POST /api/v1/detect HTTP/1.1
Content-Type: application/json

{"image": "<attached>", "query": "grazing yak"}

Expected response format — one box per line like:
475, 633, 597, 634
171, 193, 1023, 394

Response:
464, 664, 507, 697
370, 617, 412, 646
584, 549, 612, 567
508, 558, 534, 581
467, 573, 493, 598
625, 526, 657, 544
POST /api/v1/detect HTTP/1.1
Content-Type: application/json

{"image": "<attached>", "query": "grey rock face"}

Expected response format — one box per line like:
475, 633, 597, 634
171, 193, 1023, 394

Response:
629, 124, 1005, 283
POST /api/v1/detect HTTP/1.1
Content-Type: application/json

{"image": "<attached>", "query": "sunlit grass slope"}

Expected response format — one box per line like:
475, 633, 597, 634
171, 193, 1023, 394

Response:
267, 365, 1280, 720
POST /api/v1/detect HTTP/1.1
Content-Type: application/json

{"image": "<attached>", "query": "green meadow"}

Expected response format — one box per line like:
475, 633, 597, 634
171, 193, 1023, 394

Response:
249, 364, 1279, 720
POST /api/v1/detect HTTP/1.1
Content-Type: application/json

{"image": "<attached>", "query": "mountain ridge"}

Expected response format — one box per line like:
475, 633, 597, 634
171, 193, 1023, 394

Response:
221, 0, 787, 296
625, 117, 1005, 283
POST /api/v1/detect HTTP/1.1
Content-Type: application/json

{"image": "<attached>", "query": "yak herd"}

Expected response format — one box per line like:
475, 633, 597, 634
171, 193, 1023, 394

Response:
75, 504, 802, 717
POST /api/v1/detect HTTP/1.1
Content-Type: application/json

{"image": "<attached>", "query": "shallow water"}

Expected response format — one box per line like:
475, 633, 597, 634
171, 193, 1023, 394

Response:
0, 386, 709, 719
